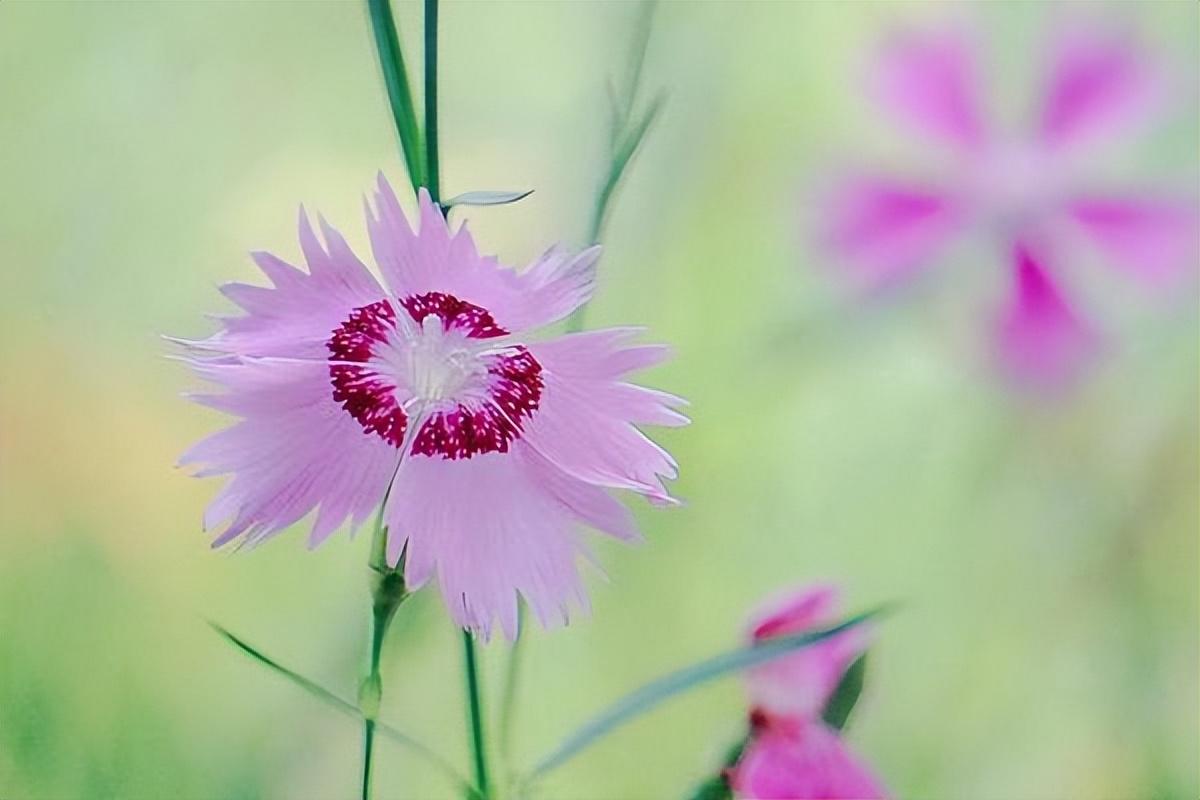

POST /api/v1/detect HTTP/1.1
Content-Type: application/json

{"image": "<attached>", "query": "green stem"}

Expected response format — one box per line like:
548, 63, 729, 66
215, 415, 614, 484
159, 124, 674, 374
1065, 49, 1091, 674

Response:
563, 0, 661, 335
366, 0, 424, 193
423, 0, 441, 206
462, 631, 491, 798
359, 506, 407, 800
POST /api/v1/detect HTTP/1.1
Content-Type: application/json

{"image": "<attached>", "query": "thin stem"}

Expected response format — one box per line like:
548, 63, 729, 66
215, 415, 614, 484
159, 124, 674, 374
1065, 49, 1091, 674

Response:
361, 722, 377, 800
462, 631, 491, 798
210, 622, 473, 790
564, 0, 661, 334
366, 0, 424, 193
359, 505, 407, 800
423, 0, 441, 206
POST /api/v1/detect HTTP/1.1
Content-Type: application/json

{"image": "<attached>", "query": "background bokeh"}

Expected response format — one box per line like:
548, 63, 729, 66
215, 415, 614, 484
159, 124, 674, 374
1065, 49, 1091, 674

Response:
1, 2, 1196, 799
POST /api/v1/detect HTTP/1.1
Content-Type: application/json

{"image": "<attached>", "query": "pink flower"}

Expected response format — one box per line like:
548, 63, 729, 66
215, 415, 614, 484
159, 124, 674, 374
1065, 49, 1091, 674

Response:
177, 177, 687, 639
730, 719, 887, 800
729, 585, 887, 800
819, 20, 1197, 389
744, 584, 869, 722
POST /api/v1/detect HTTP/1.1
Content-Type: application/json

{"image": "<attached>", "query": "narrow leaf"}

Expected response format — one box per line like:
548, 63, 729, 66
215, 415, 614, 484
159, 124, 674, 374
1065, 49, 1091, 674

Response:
366, 0, 425, 193
613, 92, 666, 179
822, 653, 867, 731
529, 607, 888, 778
444, 189, 534, 208
210, 622, 478, 796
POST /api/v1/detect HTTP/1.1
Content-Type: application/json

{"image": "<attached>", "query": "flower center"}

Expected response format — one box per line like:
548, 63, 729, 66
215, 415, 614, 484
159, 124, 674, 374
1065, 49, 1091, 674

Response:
326, 292, 543, 459
966, 141, 1063, 229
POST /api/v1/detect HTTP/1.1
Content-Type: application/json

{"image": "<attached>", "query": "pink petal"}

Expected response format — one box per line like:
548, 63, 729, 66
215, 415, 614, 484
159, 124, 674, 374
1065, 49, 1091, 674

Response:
821, 176, 966, 288
744, 585, 871, 722
1068, 196, 1199, 284
190, 210, 385, 359
730, 723, 888, 800
180, 357, 397, 549
994, 243, 1098, 390
384, 448, 601, 640
365, 175, 599, 333
524, 330, 684, 503
1038, 25, 1164, 151
870, 27, 987, 151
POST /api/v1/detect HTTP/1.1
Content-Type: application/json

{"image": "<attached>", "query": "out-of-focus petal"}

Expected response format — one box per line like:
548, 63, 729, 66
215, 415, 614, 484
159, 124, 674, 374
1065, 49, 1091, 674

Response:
1067, 195, 1199, 284
870, 27, 987, 151
730, 723, 888, 800
1038, 26, 1165, 151
744, 585, 870, 723
994, 243, 1098, 389
821, 176, 967, 289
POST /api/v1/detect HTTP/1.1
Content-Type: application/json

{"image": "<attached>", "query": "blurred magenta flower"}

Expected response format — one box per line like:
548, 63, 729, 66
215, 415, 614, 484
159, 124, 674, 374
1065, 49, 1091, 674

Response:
820, 21, 1197, 389
744, 584, 870, 722
730, 719, 887, 800
178, 177, 686, 639
730, 585, 887, 799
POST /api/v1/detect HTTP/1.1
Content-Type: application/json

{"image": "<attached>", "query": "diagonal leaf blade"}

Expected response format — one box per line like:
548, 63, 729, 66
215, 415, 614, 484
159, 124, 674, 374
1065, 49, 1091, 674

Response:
210, 622, 480, 797
529, 607, 890, 778
366, 0, 425, 193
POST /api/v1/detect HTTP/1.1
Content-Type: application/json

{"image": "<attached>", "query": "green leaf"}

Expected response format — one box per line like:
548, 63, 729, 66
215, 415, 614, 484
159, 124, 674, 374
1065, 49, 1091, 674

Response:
685, 736, 747, 800
528, 607, 888, 778
444, 189, 534, 208
366, 0, 425, 193
822, 653, 867, 732
209, 622, 479, 797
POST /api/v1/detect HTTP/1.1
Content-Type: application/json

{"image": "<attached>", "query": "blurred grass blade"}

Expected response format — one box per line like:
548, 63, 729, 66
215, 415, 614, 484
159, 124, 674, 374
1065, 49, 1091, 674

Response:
822, 653, 867, 731
210, 623, 480, 798
445, 189, 534, 208
529, 608, 888, 778
366, 0, 424, 193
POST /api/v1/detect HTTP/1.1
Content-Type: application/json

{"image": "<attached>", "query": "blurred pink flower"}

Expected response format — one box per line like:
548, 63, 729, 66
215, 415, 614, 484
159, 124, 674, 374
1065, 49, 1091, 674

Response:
820, 21, 1197, 389
730, 719, 887, 800
177, 177, 687, 639
729, 585, 887, 799
744, 584, 870, 722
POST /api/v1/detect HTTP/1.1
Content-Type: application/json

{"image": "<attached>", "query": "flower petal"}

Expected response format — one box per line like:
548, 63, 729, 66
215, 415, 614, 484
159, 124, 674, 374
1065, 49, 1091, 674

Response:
870, 27, 987, 151
820, 176, 966, 288
191, 209, 384, 359
180, 357, 397, 549
731, 723, 888, 800
523, 330, 684, 502
1038, 26, 1164, 151
744, 585, 871, 723
994, 243, 1098, 390
384, 448, 600, 640
366, 175, 598, 332
1068, 195, 1199, 284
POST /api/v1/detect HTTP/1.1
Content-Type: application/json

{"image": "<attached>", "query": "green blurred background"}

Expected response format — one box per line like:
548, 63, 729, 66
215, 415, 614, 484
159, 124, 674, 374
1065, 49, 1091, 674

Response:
1, 2, 1196, 798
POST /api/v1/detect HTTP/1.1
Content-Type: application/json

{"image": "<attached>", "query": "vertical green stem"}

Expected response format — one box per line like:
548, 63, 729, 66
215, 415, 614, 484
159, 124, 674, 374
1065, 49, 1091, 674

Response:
359, 506, 407, 800
424, 0, 441, 206
462, 631, 490, 798
366, 0, 424, 193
